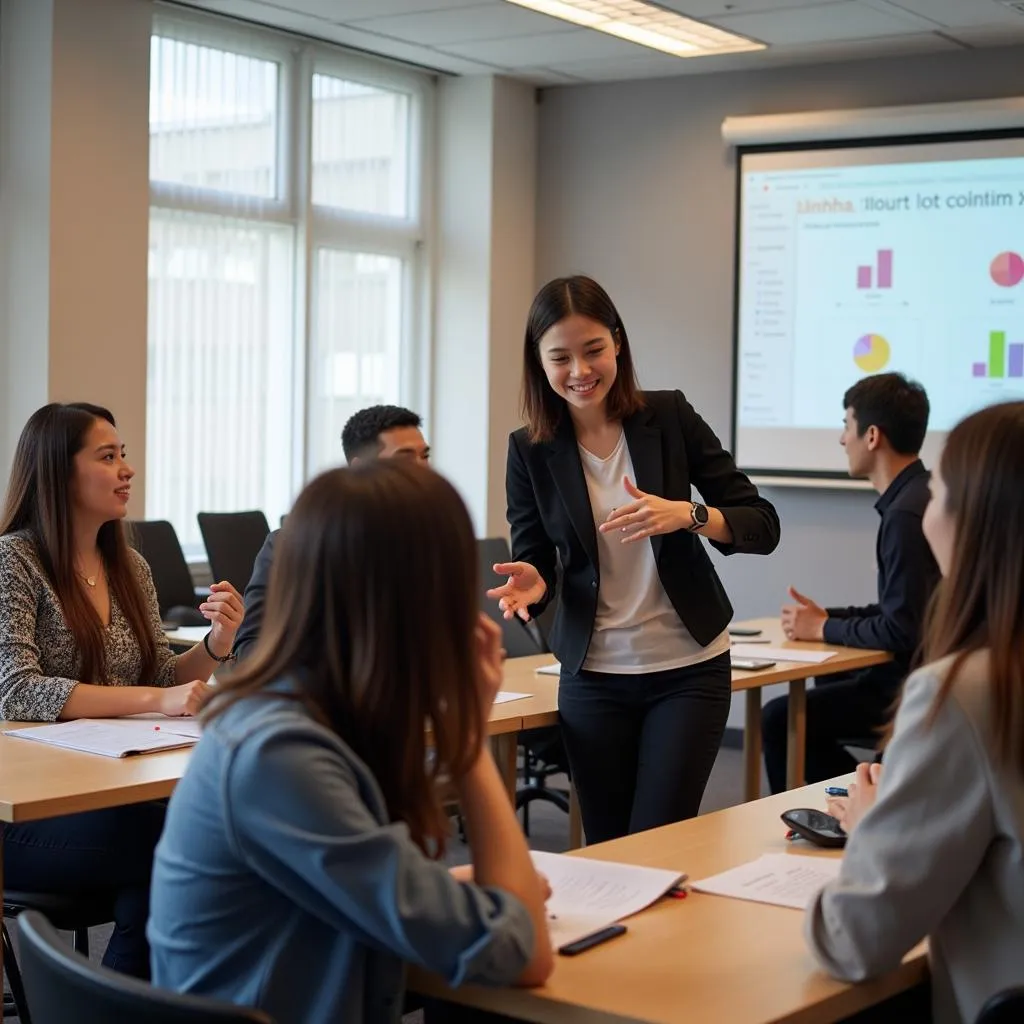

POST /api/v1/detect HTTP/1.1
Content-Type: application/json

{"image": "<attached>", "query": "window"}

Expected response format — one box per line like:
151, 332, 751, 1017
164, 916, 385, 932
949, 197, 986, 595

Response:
147, 16, 430, 555
307, 250, 404, 475
311, 74, 410, 217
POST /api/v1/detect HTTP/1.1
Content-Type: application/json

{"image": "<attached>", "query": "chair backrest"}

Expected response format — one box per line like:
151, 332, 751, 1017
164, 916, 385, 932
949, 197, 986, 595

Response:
17, 911, 274, 1024
977, 987, 1024, 1024
476, 538, 545, 658
196, 511, 271, 594
128, 520, 204, 624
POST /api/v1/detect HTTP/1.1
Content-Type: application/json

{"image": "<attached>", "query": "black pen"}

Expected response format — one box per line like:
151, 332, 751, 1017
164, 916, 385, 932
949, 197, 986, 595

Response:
557, 924, 628, 956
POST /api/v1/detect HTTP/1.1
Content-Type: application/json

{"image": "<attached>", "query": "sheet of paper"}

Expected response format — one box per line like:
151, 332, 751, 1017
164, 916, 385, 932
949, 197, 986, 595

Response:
163, 625, 208, 644
730, 644, 837, 664
493, 691, 530, 705
531, 850, 684, 948
535, 662, 561, 676
124, 713, 202, 738
692, 853, 841, 910
3, 719, 200, 758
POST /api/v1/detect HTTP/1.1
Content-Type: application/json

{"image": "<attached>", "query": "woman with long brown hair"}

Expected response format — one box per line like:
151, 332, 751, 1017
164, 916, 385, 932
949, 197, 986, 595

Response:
149, 461, 552, 1023
489, 275, 780, 844
0, 402, 244, 976
806, 401, 1024, 1024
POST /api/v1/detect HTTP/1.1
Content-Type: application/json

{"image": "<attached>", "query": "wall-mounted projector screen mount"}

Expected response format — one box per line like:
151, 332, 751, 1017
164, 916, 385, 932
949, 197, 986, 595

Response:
733, 129, 1024, 480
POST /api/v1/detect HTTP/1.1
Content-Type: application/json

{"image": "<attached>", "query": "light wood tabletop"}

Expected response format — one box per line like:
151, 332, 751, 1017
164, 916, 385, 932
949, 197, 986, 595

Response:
0, 694, 531, 827
0, 720, 193, 825
412, 778, 927, 1024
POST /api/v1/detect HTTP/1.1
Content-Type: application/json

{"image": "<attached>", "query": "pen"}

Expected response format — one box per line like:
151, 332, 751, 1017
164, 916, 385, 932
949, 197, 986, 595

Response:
557, 924, 627, 956
824, 786, 848, 797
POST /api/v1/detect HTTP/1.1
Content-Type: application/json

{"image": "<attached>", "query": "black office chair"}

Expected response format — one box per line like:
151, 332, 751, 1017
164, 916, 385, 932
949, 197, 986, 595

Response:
3, 890, 117, 1023
196, 511, 270, 596
476, 539, 572, 834
16, 910, 275, 1024
977, 986, 1024, 1024
128, 521, 208, 627
476, 538, 546, 658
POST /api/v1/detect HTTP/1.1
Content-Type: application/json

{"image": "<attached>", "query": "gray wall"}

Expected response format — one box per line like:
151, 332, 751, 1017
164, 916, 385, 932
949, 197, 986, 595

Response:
535, 45, 1024, 615
535, 44, 1024, 723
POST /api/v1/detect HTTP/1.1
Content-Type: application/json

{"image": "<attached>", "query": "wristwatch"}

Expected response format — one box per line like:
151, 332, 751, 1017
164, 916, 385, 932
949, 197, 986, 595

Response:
688, 502, 709, 532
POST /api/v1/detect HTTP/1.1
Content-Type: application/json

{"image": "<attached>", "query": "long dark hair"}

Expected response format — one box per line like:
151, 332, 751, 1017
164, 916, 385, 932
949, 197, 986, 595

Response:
204, 461, 484, 855
0, 403, 157, 684
920, 401, 1024, 775
521, 275, 645, 443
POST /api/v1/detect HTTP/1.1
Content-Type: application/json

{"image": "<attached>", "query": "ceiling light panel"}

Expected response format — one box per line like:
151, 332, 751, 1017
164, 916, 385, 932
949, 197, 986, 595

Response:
504, 0, 766, 56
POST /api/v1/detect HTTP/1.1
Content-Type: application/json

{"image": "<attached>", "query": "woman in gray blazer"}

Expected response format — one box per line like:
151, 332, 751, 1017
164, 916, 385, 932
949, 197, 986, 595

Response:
806, 401, 1024, 1024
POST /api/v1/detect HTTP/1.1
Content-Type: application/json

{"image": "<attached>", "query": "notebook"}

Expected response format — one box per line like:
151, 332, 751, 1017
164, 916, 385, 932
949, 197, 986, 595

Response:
3, 718, 201, 758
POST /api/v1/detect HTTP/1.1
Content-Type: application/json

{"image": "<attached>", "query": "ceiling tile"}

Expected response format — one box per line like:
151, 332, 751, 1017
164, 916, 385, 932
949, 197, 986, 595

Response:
175, 0, 503, 73
943, 23, 1024, 44
551, 29, 954, 80
863, 0, 1024, 29
708, 1, 936, 44
437, 28, 647, 66
753, 29, 957, 60
263, 0, 494, 18
552, 51, 705, 81
515, 67, 588, 84
658, 0, 847, 14
348, 4, 573, 46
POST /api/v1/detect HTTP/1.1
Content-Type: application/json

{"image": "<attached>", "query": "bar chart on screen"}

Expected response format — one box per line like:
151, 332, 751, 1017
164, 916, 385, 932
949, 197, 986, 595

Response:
970, 331, 1019, 380
856, 248, 894, 290
972, 330, 1024, 379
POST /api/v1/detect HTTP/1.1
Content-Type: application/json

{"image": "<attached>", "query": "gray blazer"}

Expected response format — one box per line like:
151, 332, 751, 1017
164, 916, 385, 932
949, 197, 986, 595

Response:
149, 690, 534, 1023
806, 651, 1024, 1024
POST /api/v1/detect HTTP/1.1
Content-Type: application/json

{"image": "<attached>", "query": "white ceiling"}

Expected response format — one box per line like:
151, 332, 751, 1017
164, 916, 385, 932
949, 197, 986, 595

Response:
172, 0, 1024, 84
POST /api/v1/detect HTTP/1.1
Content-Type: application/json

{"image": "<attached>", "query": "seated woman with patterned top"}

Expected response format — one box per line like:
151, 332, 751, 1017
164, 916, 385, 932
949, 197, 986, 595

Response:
0, 402, 244, 978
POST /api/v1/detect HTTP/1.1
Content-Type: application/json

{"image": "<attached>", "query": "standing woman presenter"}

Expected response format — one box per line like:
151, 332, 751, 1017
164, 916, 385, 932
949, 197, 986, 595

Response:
489, 277, 780, 843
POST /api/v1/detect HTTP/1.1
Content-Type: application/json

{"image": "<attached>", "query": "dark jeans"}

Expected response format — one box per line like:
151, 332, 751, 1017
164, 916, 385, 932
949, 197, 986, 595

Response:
558, 652, 731, 844
761, 671, 895, 795
2, 801, 166, 978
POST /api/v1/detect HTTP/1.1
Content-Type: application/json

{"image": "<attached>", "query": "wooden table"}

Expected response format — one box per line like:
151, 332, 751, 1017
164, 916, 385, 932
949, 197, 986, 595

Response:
502, 619, 892, 805
0, 696, 529, 977
412, 778, 928, 1024
727, 618, 891, 800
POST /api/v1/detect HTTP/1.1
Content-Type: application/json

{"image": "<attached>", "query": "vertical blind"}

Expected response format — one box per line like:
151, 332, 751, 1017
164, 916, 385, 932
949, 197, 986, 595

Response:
147, 17, 426, 555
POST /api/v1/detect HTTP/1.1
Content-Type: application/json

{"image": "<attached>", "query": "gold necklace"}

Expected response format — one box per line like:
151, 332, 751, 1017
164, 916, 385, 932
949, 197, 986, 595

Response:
75, 563, 104, 588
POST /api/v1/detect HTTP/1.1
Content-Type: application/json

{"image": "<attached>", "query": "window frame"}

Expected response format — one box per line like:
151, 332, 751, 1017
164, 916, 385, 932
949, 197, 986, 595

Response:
148, 4, 435, 521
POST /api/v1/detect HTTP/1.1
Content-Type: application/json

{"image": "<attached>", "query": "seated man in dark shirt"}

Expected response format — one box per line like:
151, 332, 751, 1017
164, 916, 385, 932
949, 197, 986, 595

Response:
232, 405, 430, 661
761, 373, 940, 794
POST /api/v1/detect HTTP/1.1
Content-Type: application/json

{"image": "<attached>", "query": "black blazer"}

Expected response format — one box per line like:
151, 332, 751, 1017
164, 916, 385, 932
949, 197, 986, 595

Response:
506, 390, 780, 675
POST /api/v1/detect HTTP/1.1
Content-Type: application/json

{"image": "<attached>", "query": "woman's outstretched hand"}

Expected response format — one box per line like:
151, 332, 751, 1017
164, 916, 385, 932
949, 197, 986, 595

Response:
486, 561, 547, 621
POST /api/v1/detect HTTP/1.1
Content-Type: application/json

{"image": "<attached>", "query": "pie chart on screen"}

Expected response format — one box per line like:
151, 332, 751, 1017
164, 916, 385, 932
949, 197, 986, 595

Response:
990, 251, 1024, 288
854, 334, 890, 373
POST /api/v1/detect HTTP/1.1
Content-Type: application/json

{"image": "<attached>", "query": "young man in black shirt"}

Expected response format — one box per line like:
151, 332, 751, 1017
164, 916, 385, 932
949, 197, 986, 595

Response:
761, 373, 940, 794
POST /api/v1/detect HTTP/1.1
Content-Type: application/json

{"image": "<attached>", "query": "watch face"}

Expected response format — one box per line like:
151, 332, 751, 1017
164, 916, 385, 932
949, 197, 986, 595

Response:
692, 503, 709, 525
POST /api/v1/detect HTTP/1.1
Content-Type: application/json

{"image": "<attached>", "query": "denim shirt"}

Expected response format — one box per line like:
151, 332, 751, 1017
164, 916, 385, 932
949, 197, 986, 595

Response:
149, 690, 534, 1024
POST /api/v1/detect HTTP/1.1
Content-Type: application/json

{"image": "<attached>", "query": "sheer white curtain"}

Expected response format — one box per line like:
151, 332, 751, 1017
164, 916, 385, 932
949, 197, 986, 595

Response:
147, 15, 429, 554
